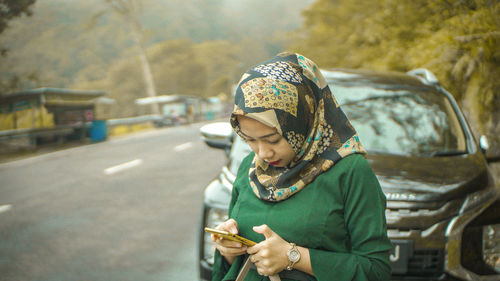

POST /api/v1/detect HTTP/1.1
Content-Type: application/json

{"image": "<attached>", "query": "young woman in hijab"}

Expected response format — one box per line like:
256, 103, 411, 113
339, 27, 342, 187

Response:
211, 52, 392, 281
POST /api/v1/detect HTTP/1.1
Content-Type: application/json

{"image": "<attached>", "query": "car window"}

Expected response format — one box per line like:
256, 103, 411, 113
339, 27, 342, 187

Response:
329, 84, 467, 156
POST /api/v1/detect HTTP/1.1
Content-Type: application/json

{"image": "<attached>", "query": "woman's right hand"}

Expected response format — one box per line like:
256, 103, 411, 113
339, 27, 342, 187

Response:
211, 218, 247, 264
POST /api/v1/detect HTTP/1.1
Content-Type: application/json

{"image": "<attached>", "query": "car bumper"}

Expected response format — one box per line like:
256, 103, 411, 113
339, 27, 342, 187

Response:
199, 259, 212, 281
444, 195, 500, 281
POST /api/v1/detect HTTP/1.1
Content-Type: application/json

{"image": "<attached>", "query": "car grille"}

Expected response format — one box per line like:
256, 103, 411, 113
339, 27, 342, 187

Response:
387, 199, 460, 279
386, 199, 462, 230
406, 249, 444, 277
386, 198, 463, 249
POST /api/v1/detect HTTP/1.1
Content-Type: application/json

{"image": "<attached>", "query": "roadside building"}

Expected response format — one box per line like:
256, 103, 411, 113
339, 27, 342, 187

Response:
0, 87, 106, 147
135, 95, 223, 126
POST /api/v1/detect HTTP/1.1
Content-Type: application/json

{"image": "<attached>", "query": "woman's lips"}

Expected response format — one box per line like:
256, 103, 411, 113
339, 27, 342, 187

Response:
268, 160, 280, 166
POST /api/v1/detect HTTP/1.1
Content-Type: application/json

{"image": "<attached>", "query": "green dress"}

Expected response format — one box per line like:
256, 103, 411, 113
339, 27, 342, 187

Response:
212, 153, 392, 281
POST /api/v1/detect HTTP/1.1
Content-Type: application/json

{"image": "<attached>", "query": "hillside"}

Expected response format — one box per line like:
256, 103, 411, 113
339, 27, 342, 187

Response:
0, 0, 313, 96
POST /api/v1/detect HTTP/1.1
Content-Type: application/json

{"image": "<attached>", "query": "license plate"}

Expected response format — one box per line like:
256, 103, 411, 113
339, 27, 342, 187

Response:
390, 240, 414, 274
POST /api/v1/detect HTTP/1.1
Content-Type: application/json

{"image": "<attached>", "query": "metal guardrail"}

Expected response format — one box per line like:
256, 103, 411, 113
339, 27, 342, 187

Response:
0, 128, 32, 138
0, 115, 165, 142
106, 115, 161, 126
0, 127, 74, 141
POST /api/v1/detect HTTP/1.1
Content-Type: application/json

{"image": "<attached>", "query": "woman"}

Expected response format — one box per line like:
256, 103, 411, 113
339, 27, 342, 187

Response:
211, 52, 392, 281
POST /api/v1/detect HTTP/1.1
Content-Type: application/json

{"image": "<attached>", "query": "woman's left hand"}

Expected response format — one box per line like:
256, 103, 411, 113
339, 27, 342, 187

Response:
246, 224, 290, 276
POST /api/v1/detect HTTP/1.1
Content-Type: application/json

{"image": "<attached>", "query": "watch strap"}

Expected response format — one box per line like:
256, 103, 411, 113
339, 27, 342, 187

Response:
286, 243, 300, 270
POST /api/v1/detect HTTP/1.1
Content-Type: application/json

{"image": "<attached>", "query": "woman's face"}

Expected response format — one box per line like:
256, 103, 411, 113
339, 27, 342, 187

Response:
236, 115, 296, 168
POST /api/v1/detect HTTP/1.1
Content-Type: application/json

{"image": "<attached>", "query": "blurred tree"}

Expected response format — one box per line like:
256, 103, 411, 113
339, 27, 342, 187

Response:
0, 0, 311, 113
0, 0, 38, 94
73, 39, 245, 117
104, 0, 160, 114
193, 40, 242, 98
149, 39, 206, 97
293, 0, 500, 145
0, 0, 36, 56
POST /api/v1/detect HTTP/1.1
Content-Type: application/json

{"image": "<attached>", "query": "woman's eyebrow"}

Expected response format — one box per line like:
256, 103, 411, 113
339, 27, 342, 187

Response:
240, 131, 279, 139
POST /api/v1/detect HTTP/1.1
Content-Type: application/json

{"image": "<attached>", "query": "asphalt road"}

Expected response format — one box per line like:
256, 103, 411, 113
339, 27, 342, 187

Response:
0, 123, 227, 281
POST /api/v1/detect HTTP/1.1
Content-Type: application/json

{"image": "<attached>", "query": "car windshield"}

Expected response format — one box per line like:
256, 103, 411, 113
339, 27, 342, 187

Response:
226, 78, 469, 169
328, 83, 467, 156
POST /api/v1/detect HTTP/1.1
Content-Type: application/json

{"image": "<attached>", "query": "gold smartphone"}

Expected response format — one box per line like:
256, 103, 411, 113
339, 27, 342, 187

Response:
204, 227, 257, 246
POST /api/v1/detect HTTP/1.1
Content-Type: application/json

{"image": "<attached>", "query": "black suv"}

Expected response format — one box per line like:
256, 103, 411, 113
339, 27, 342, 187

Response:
198, 68, 500, 280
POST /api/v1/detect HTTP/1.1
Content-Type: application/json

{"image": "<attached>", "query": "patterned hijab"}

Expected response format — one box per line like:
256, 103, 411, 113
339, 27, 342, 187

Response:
230, 52, 365, 202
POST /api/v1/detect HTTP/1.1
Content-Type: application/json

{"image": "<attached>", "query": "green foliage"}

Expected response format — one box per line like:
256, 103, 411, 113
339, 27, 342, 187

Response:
72, 39, 250, 117
293, 0, 500, 141
0, 0, 36, 57
0, 0, 36, 34
0, 0, 312, 117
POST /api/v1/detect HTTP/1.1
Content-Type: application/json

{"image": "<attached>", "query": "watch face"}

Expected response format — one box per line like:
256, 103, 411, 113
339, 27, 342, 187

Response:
288, 249, 300, 262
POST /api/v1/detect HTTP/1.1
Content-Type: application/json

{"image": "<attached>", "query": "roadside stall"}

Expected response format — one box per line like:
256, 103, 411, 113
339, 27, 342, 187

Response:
0, 87, 106, 147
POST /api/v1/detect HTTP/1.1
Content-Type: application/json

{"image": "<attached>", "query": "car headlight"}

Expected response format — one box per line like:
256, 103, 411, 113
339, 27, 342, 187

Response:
203, 207, 228, 264
483, 224, 500, 273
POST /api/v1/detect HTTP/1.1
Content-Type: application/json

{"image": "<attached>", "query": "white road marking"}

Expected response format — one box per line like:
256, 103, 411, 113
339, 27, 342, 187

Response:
104, 159, 143, 175
174, 142, 193, 152
0, 204, 12, 214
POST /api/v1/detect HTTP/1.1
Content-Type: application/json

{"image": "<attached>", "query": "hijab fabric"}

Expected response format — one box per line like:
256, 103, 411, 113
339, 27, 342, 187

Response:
231, 52, 365, 202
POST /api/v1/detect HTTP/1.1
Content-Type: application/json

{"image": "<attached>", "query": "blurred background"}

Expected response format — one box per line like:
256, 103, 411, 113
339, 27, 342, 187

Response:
0, 0, 499, 280
1, 0, 498, 143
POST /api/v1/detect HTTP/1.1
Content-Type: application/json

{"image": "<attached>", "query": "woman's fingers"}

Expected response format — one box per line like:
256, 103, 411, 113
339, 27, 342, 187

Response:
225, 219, 239, 234
213, 219, 248, 258
246, 243, 259, 254
215, 243, 247, 256
246, 224, 289, 275
216, 218, 239, 234
214, 237, 247, 256
216, 245, 247, 255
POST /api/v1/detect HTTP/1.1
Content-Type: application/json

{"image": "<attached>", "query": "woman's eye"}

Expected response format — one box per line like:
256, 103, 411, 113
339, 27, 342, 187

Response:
268, 139, 280, 144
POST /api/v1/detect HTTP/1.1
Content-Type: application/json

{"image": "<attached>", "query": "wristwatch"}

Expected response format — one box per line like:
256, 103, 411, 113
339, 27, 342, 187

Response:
286, 243, 301, 270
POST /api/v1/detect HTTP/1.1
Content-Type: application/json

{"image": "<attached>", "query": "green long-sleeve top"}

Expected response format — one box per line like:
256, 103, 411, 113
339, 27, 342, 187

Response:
212, 153, 392, 281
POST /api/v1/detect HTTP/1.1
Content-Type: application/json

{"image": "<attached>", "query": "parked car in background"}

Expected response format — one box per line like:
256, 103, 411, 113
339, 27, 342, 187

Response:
198, 68, 500, 281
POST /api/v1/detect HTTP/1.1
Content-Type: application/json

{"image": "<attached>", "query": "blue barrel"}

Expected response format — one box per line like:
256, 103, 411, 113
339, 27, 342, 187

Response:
205, 111, 215, 120
90, 120, 107, 142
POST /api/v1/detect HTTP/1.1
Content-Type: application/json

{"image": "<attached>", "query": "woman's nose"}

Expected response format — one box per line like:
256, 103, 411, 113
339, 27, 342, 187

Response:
257, 142, 273, 160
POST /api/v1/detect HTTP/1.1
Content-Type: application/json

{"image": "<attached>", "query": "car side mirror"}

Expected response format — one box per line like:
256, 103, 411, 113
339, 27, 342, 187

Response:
200, 122, 233, 156
480, 135, 500, 163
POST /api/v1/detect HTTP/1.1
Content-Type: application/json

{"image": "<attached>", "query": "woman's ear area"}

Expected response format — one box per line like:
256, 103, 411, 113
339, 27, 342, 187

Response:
234, 115, 252, 138
234, 114, 244, 123
234, 114, 246, 131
